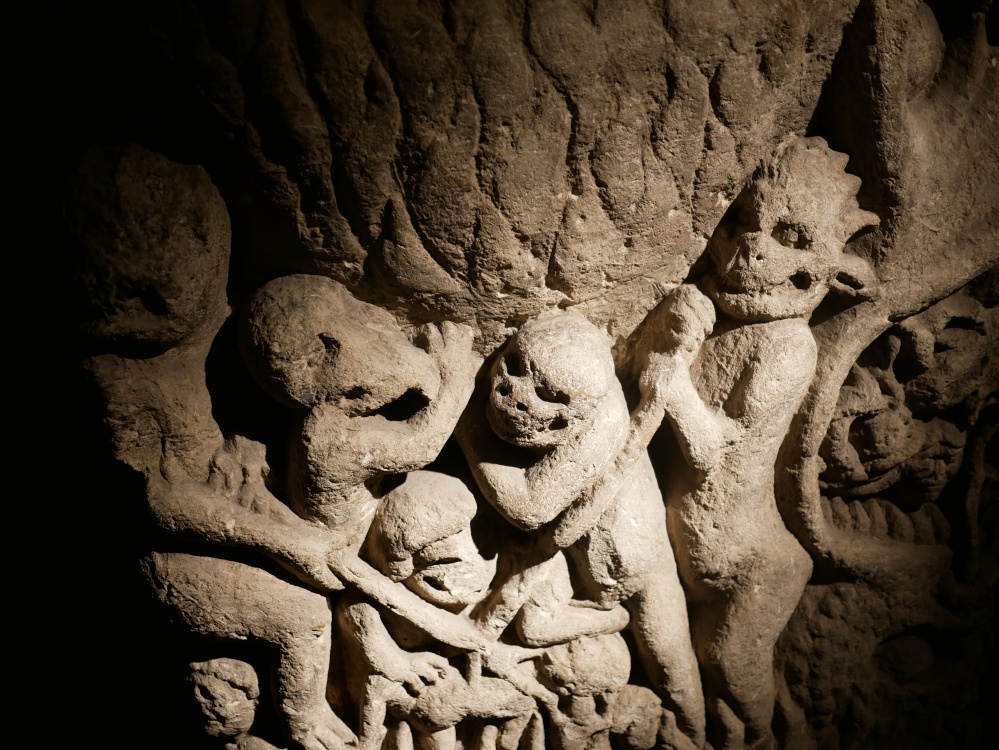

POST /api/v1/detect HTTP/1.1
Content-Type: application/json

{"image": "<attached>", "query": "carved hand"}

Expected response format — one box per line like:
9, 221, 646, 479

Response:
656, 284, 716, 358
639, 285, 715, 403
419, 320, 482, 384
390, 651, 454, 695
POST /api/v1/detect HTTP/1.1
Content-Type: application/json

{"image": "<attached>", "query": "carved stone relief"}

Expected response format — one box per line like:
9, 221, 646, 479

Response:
62, 2, 997, 749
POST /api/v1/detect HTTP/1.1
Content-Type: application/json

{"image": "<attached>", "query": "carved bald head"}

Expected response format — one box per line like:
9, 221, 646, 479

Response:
487, 311, 616, 450
240, 275, 440, 416
706, 137, 880, 321
367, 472, 495, 610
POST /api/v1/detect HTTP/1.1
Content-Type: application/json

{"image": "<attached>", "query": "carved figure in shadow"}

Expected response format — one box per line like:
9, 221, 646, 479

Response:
237, 275, 489, 652
458, 310, 705, 749
148, 275, 486, 750
338, 470, 536, 750
640, 137, 880, 749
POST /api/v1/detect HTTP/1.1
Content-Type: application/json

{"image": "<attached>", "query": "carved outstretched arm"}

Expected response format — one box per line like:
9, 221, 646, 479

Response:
154, 470, 493, 651
330, 552, 489, 652
149, 462, 347, 592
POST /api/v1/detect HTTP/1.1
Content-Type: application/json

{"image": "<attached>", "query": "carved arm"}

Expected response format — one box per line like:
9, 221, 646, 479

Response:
148, 468, 347, 593
515, 552, 630, 647
458, 388, 627, 531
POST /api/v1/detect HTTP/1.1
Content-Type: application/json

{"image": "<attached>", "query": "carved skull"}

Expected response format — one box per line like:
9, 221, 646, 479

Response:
487, 312, 616, 450
369, 471, 497, 610
706, 137, 880, 321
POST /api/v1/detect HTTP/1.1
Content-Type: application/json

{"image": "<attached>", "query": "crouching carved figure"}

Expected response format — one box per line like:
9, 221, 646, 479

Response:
639, 137, 880, 749
148, 275, 488, 750
338, 471, 536, 750
458, 311, 706, 750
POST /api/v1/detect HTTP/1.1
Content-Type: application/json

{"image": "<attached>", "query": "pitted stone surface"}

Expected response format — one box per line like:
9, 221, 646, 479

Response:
65, 3, 997, 749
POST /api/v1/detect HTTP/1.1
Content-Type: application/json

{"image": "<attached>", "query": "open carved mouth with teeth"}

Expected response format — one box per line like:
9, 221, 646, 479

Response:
818, 282, 998, 555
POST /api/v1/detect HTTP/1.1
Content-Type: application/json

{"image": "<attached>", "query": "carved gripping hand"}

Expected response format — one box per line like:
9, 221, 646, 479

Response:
406, 320, 483, 462
633, 285, 730, 472
648, 285, 716, 361
635, 285, 715, 413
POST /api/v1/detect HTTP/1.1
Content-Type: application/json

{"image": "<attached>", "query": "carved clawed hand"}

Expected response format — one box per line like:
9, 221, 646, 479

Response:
416, 320, 483, 383
389, 651, 456, 695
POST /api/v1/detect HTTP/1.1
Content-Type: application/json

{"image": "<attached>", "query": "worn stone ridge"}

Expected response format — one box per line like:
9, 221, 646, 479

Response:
63, 1, 998, 749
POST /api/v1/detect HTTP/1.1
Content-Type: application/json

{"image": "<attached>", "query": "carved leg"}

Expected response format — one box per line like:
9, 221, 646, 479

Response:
627, 551, 706, 749
143, 552, 348, 750
692, 544, 811, 750
496, 711, 536, 750
358, 674, 419, 750
414, 725, 456, 750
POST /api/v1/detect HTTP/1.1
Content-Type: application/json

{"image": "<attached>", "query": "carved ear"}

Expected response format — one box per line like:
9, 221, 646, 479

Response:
828, 253, 879, 298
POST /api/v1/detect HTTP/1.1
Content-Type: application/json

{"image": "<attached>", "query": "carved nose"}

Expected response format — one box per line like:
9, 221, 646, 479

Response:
737, 232, 768, 265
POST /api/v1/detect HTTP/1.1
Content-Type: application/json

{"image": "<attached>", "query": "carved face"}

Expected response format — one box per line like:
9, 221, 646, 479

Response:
403, 528, 497, 610
311, 311, 441, 419
241, 275, 441, 416
706, 138, 878, 322
707, 185, 869, 321
487, 313, 614, 450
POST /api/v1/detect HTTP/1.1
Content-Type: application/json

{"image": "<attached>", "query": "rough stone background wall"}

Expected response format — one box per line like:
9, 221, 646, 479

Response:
58, 1, 997, 748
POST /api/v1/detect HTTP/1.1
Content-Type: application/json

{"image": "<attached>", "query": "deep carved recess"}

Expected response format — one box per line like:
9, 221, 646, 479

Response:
63, 2, 996, 749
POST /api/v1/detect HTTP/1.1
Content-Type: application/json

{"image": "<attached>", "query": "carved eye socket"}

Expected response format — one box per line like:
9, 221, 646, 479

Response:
772, 221, 812, 250
534, 383, 570, 405
505, 352, 526, 377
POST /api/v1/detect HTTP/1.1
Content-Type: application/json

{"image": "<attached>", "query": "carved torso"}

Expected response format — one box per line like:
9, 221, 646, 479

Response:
668, 316, 817, 593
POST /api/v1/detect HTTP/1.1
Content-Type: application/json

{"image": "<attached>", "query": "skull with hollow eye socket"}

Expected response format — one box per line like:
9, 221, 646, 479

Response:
487, 312, 616, 450
705, 137, 880, 322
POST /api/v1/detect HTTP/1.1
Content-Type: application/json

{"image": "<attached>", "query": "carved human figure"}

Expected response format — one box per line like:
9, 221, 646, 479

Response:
145, 437, 355, 750
641, 137, 880, 749
238, 275, 489, 651
240, 275, 482, 551
338, 470, 536, 750
457, 310, 705, 749
149, 276, 486, 749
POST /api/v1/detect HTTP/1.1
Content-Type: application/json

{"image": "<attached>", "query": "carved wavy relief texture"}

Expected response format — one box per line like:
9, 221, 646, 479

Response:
95, 0, 862, 348
64, 1, 997, 749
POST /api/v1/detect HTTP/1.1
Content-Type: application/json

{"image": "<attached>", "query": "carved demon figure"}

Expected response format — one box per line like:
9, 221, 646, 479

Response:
642, 137, 880, 750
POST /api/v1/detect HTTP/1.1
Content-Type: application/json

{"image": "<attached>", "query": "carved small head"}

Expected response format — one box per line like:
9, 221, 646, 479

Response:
367, 472, 496, 611
240, 275, 440, 416
188, 658, 260, 740
706, 137, 880, 321
539, 633, 632, 698
487, 311, 616, 450
894, 289, 996, 414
